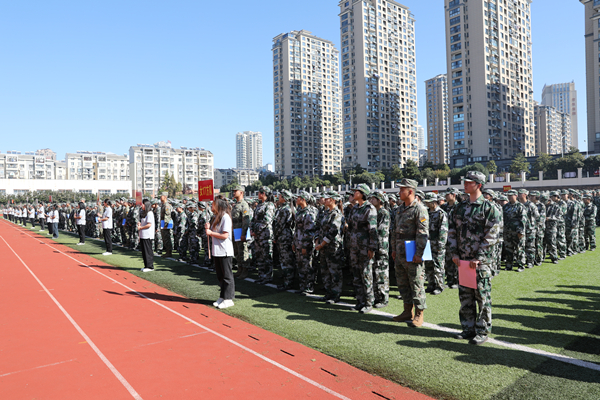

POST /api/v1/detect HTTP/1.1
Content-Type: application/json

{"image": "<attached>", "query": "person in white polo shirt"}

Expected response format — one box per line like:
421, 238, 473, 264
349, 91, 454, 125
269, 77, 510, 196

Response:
74, 202, 86, 245
138, 199, 155, 272
99, 199, 113, 255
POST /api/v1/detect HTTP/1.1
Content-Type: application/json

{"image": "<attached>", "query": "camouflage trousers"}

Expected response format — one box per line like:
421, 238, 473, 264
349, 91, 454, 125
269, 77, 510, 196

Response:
174, 232, 182, 254
524, 229, 536, 267
128, 226, 139, 250
445, 251, 458, 287
161, 229, 173, 254
120, 225, 128, 246
425, 250, 445, 291
320, 246, 344, 299
459, 276, 492, 336
350, 247, 374, 308
233, 240, 250, 269
276, 240, 295, 288
394, 247, 426, 310
584, 225, 596, 250
557, 224, 567, 258
372, 249, 389, 305
504, 231, 525, 270
154, 229, 163, 253
254, 230, 273, 281
112, 223, 122, 244
566, 226, 579, 256
579, 223, 586, 252
296, 247, 315, 292
187, 233, 200, 263
535, 229, 545, 265
545, 224, 558, 261
491, 242, 503, 277
200, 233, 211, 265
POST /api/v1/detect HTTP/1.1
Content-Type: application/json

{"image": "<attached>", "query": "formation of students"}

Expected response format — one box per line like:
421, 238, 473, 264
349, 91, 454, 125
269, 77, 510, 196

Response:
2, 173, 597, 345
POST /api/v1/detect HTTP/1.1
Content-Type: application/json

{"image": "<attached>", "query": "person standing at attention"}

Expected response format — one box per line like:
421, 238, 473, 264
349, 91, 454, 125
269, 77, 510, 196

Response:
99, 199, 113, 256
138, 199, 155, 272
206, 198, 235, 309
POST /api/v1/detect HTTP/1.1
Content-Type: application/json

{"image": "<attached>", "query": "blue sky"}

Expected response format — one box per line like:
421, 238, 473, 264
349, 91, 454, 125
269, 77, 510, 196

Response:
0, 1, 587, 169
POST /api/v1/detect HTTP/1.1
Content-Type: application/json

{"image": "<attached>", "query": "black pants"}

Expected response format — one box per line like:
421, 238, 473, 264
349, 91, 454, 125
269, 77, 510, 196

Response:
39, 218, 45, 230
77, 224, 85, 243
214, 256, 235, 300
48, 222, 53, 235
140, 238, 154, 270
30, 218, 36, 228
52, 223, 59, 238
103, 228, 113, 253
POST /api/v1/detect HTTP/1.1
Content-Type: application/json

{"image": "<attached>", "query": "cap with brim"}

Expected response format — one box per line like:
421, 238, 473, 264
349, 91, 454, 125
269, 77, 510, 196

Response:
483, 189, 496, 198
415, 190, 425, 199
369, 191, 387, 203
423, 192, 438, 202
498, 194, 508, 201
298, 191, 312, 201
518, 189, 529, 195
280, 190, 293, 201
529, 191, 540, 196
507, 190, 518, 196
231, 185, 245, 192
398, 178, 418, 189
259, 186, 272, 195
324, 191, 342, 200
560, 189, 569, 195
354, 183, 372, 197
464, 171, 486, 185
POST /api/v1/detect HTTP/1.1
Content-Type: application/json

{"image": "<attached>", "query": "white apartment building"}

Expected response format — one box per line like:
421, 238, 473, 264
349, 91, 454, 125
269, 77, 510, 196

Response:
339, 0, 419, 172
581, 0, 600, 153
534, 103, 572, 156
445, 0, 535, 168
129, 142, 214, 193
65, 152, 129, 181
236, 131, 263, 170
425, 74, 450, 165
0, 150, 60, 180
214, 168, 260, 189
272, 30, 342, 178
541, 82, 578, 149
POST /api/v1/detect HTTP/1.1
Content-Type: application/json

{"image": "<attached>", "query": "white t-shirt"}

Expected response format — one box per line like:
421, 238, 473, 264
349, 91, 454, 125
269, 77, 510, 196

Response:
102, 206, 113, 229
50, 210, 59, 223
139, 211, 155, 240
28, 209, 35, 218
76, 209, 86, 225
211, 214, 234, 257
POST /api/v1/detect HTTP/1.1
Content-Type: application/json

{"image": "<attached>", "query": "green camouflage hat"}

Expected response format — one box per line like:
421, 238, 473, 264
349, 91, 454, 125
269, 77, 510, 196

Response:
324, 191, 342, 200
298, 190, 312, 201
353, 183, 372, 197
231, 185, 245, 192
483, 188, 496, 198
369, 191, 387, 203
583, 194, 592, 199
423, 192, 439, 203
464, 171, 486, 185
518, 189, 529, 195
507, 190, 518, 196
280, 189, 293, 201
259, 186, 272, 195
398, 178, 418, 189
560, 189, 569, 195
415, 189, 425, 199
529, 190, 540, 197
498, 194, 508, 201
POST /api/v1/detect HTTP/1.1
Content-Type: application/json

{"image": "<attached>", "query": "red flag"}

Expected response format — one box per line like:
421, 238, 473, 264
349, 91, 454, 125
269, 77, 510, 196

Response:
135, 191, 142, 206
49, 195, 52, 202
198, 179, 214, 202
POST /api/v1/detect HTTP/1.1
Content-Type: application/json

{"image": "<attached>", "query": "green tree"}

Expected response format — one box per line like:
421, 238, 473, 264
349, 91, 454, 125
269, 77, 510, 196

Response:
403, 159, 421, 181
531, 153, 555, 179
158, 171, 181, 197
486, 160, 498, 174
584, 155, 600, 176
421, 167, 435, 184
556, 151, 584, 173
509, 153, 530, 175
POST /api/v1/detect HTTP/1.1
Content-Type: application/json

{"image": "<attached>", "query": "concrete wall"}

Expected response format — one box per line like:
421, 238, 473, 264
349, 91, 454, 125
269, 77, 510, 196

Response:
0, 179, 133, 195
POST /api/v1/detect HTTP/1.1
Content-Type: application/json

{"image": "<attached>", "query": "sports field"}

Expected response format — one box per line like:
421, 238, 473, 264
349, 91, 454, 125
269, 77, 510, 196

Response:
2, 218, 599, 399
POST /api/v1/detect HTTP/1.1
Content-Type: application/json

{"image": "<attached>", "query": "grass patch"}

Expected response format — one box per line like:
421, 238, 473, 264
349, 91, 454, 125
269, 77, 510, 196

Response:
45, 228, 600, 400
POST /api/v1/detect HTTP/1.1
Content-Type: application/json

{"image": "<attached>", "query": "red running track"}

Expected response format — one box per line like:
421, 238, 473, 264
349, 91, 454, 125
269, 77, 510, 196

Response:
0, 219, 432, 400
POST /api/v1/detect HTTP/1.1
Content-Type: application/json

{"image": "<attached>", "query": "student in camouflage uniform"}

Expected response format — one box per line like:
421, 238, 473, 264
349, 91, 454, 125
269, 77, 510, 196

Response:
574, 191, 586, 253
273, 190, 296, 291
197, 202, 211, 266
316, 191, 344, 303
545, 192, 563, 263
563, 190, 578, 257
173, 203, 186, 255
483, 189, 502, 277
503, 190, 527, 272
423, 193, 448, 295
120, 199, 129, 246
250, 187, 276, 284
294, 191, 317, 294
556, 190, 568, 259
583, 194, 597, 251
529, 191, 546, 266
347, 184, 378, 314
126, 200, 140, 250
448, 171, 501, 346
185, 201, 200, 265
152, 200, 163, 254
160, 192, 173, 257
368, 191, 390, 307
518, 189, 539, 269
231, 185, 252, 279
390, 179, 429, 327
442, 188, 460, 288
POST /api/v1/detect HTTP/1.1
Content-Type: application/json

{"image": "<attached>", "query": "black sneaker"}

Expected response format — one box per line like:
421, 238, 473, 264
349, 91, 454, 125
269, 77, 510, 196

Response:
469, 334, 489, 345
277, 284, 291, 291
454, 331, 476, 340
552, 259, 558, 264
354, 303, 364, 311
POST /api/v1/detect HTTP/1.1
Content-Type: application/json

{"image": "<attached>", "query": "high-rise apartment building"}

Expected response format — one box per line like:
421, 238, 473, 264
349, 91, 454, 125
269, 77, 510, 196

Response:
129, 142, 213, 193
580, 1, 600, 152
0, 150, 60, 180
236, 131, 263, 170
417, 124, 425, 150
445, 0, 534, 168
425, 74, 450, 165
272, 30, 342, 178
534, 103, 572, 156
339, 0, 418, 172
541, 82, 578, 148
65, 152, 129, 181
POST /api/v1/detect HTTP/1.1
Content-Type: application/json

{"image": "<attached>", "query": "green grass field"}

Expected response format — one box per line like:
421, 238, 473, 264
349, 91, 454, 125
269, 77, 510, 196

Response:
39, 228, 600, 400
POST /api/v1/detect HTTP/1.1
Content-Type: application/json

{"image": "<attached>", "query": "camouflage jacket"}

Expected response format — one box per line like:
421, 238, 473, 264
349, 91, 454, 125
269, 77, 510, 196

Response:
390, 199, 429, 258
522, 200, 540, 233
231, 198, 252, 232
347, 201, 378, 253
250, 201, 275, 234
584, 203, 597, 226
448, 195, 501, 277
294, 205, 317, 250
546, 201, 564, 227
428, 206, 448, 252
314, 205, 326, 234
318, 207, 344, 250
186, 211, 199, 235
565, 200, 578, 229
503, 201, 526, 235
174, 210, 186, 235
557, 200, 568, 227
374, 207, 390, 253
161, 202, 173, 225
535, 201, 547, 231
273, 204, 295, 244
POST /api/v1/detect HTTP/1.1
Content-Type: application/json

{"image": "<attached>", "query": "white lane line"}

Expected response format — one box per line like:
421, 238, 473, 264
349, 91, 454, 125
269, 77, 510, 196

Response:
129, 332, 209, 350
0, 359, 77, 378
5, 225, 351, 400
0, 235, 143, 400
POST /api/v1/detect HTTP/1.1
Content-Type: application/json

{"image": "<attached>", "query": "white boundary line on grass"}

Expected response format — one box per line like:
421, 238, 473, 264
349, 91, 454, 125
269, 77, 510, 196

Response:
0, 235, 144, 400
1, 223, 351, 400
10, 221, 600, 374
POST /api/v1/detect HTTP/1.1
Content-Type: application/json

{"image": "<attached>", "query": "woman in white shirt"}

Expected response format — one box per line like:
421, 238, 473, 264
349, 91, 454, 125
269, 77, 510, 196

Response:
50, 205, 60, 239
99, 199, 113, 256
28, 206, 36, 229
138, 199, 155, 272
205, 198, 235, 309
74, 202, 86, 245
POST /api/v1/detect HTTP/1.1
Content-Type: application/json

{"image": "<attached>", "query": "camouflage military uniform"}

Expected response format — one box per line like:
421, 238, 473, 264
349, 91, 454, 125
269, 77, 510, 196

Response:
545, 199, 563, 262
448, 194, 501, 337
174, 208, 186, 254
186, 209, 200, 264
153, 205, 163, 253
534, 201, 546, 265
318, 207, 344, 300
584, 201, 597, 251
522, 200, 539, 268
120, 203, 129, 246
112, 204, 122, 244
231, 198, 252, 272
565, 199, 578, 256
425, 205, 448, 292
491, 201, 504, 276
557, 199, 568, 258
442, 202, 459, 287
160, 201, 173, 255
348, 201, 378, 309
294, 204, 317, 292
250, 200, 275, 282
272, 203, 295, 289
390, 199, 429, 310
503, 201, 526, 271
577, 198, 586, 253
372, 207, 390, 305
127, 205, 140, 250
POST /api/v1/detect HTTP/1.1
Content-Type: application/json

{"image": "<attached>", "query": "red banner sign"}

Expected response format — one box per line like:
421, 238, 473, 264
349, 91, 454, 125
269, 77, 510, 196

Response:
198, 180, 214, 202
503, 185, 512, 192
135, 191, 142, 206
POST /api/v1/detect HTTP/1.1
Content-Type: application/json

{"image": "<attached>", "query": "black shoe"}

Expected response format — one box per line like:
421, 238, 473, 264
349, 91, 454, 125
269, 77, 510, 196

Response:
301, 289, 313, 295
469, 334, 489, 345
277, 284, 291, 291
454, 331, 476, 340
358, 306, 373, 314
319, 294, 331, 302
294, 289, 305, 294
432, 289, 443, 295
425, 287, 434, 294
354, 303, 364, 311
552, 259, 558, 264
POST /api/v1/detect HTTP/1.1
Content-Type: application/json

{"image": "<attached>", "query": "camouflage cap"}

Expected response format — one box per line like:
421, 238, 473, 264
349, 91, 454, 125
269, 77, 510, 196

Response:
324, 191, 342, 200
560, 189, 569, 195
422, 192, 439, 203
483, 188, 496, 198
387, 193, 397, 201
569, 188, 579, 195
464, 171, 486, 185
497, 194, 508, 201
549, 191, 559, 197
160, 192, 168, 197
298, 190, 312, 201
259, 186, 272, 195
415, 189, 425, 199
369, 191, 388, 203
583, 194, 592, 199
507, 189, 518, 196
529, 190, 540, 197
353, 183, 372, 197
280, 189, 293, 201
518, 189, 529, 195
398, 178, 418, 189
231, 185, 245, 192
198, 201, 206, 209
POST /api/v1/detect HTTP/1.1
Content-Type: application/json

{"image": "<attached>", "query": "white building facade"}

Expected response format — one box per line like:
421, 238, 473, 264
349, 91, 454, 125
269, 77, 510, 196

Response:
236, 131, 263, 170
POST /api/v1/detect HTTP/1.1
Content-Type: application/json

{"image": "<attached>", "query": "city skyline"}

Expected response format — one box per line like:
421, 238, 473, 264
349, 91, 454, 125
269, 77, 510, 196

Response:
0, 1, 588, 171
